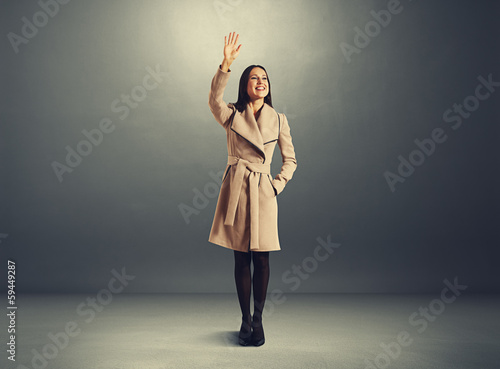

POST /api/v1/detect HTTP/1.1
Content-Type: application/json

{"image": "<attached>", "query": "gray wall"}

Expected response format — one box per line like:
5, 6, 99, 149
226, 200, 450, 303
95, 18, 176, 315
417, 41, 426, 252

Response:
1, 0, 498, 293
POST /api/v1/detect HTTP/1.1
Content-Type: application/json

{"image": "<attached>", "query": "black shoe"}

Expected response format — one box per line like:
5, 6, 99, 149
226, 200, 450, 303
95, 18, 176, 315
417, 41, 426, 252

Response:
238, 319, 252, 346
251, 320, 265, 347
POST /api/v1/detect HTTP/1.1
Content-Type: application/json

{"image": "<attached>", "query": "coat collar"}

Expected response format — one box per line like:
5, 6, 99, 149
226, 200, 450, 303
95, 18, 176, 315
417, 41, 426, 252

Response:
230, 102, 280, 158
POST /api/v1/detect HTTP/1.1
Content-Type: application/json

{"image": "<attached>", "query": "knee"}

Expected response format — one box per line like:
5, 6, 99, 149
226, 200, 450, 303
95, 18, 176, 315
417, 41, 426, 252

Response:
234, 250, 251, 268
252, 252, 269, 271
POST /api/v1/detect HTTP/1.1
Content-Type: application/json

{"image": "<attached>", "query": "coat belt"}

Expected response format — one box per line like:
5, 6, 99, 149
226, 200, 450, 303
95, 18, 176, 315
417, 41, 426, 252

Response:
224, 156, 271, 251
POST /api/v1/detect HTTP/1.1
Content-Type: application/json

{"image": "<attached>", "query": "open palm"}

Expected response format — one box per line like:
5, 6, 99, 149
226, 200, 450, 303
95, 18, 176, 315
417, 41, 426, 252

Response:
223, 32, 242, 61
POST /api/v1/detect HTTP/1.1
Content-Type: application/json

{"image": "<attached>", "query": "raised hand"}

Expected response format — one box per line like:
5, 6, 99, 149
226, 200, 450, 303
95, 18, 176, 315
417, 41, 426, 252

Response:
221, 32, 241, 71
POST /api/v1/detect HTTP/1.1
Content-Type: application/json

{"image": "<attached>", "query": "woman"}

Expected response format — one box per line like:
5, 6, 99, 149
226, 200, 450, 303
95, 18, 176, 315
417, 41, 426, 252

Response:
208, 32, 297, 346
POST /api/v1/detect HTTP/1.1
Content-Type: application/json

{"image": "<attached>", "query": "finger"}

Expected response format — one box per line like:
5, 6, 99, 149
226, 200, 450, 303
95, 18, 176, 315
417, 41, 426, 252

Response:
230, 31, 235, 45
236, 44, 242, 52
234, 33, 239, 46
224, 35, 227, 46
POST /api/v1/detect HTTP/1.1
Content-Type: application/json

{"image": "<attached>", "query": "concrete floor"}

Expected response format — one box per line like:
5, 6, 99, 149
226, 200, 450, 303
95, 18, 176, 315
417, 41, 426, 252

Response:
2, 293, 499, 369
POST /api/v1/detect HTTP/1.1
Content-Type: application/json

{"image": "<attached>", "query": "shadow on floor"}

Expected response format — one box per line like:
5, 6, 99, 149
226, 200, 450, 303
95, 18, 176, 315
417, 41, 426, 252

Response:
207, 330, 241, 347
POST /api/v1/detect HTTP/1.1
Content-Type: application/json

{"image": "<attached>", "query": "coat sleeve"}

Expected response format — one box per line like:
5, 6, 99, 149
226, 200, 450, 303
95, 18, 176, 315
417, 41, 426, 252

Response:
208, 65, 235, 129
272, 114, 297, 195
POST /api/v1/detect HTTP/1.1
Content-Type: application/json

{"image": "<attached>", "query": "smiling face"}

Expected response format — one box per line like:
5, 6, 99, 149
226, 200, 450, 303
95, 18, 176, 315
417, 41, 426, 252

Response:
246, 67, 269, 102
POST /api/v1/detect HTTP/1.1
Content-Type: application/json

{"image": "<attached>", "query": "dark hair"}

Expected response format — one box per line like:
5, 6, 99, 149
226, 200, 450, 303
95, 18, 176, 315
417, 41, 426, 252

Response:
233, 65, 273, 113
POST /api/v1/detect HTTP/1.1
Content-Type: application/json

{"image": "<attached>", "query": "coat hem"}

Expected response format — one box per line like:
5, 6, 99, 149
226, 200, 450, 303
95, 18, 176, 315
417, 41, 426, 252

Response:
208, 238, 281, 252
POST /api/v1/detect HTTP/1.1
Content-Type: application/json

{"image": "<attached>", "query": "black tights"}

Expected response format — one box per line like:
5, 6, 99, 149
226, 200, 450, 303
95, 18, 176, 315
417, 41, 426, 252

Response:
233, 250, 270, 324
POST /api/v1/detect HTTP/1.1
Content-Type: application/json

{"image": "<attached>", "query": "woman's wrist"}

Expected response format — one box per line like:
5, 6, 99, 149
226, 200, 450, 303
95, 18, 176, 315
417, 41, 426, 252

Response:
221, 58, 233, 72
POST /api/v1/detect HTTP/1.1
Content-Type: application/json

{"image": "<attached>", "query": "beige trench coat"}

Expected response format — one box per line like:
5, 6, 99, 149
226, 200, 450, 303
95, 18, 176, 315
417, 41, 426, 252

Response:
208, 66, 297, 252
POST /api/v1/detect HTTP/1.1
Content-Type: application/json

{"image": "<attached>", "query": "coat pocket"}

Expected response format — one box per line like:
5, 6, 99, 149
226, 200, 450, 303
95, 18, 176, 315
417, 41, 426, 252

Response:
221, 165, 231, 184
267, 174, 277, 197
